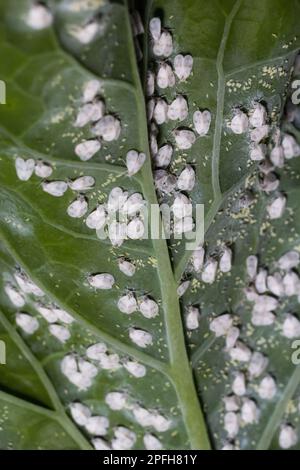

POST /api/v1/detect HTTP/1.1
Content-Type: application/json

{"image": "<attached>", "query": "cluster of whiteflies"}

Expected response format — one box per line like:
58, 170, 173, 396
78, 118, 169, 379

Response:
87, 272, 158, 348
60, 343, 146, 392
15, 156, 147, 243
147, 18, 211, 237
23, 3, 102, 46
4, 268, 75, 343
86, 187, 146, 246
245, 252, 300, 331
229, 102, 300, 221
190, 245, 233, 284
208, 248, 300, 449
70, 399, 165, 450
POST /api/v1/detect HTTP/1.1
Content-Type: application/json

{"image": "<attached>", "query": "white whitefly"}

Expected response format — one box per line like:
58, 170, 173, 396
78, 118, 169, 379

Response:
82, 80, 101, 103
229, 342, 252, 362
246, 255, 258, 280
153, 98, 168, 124
258, 375, 277, 400
16, 313, 39, 335
69, 176, 95, 191
121, 193, 145, 217
127, 218, 145, 240
172, 193, 192, 219
157, 63, 175, 89
118, 258, 136, 277
193, 110, 211, 136
250, 125, 269, 143
249, 102, 267, 128
151, 412, 172, 432
232, 372, 246, 396
177, 165, 195, 191
270, 145, 285, 168
71, 21, 100, 45
250, 144, 266, 161
247, 351, 268, 379
86, 343, 107, 360
98, 353, 120, 371
202, 259, 218, 284
185, 306, 200, 330
92, 115, 121, 141
283, 272, 300, 297
282, 134, 300, 159
224, 412, 239, 439
255, 269, 268, 294
75, 140, 101, 161
105, 392, 128, 411
129, 328, 153, 348
14, 272, 44, 297
241, 399, 259, 425
154, 170, 177, 194
67, 197, 88, 218
147, 71, 155, 96
209, 314, 233, 337
15, 157, 35, 181
147, 99, 155, 121
251, 310, 275, 326
279, 425, 298, 449
191, 246, 205, 272
278, 251, 300, 270
75, 101, 105, 127
36, 304, 58, 323
138, 297, 159, 319
154, 144, 173, 168
230, 110, 248, 134
132, 406, 153, 427
173, 129, 196, 149
224, 395, 240, 412
54, 308, 74, 325
126, 150, 146, 176
5, 284, 25, 308
282, 314, 300, 338
153, 31, 173, 57
26, 3, 53, 30
143, 434, 162, 450
167, 95, 188, 121
260, 173, 279, 193
174, 54, 193, 81
267, 194, 286, 220
219, 247, 232, 273
244, 286, 259, 302
107, 187, 128, 213
267, 273, 284, 297
70, 403, 91, 426
86, 205, 106, 230
108, 221, 126, 247
173, 216, 194, 235
123, 360, 146, 378
112, 427, 136, 450
42, 181, 68, 197
149, 17, 161, 41
92, 438, 111, 451
85, 416, 109, 436
35, 161, 53, 178
225, 326, 240, 349
177, 280, 190, 297
49, 324, 71, 343
88, 273, 115, 290
118, 293, 137, 314
253, 294, 278, 313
